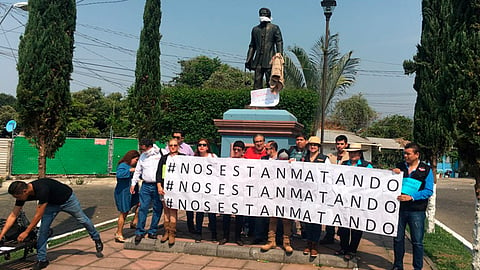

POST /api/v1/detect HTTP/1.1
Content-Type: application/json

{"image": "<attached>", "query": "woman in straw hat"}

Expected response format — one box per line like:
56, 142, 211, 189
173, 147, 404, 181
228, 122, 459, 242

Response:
336, 143, 373, 260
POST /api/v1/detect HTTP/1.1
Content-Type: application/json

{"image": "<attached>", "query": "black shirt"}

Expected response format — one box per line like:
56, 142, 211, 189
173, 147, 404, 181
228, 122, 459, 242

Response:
15, 178, 73, 207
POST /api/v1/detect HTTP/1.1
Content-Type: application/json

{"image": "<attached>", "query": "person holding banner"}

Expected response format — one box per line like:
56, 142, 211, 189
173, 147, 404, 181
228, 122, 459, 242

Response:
301, 136, 331, 257
219, 140, 246, 246
192, 138, 218, 243
336, 143, 373, 260
322, 135, 350, 245
261, 147, 295, 254
391, 142, 434, 270
156, 139, 185, 245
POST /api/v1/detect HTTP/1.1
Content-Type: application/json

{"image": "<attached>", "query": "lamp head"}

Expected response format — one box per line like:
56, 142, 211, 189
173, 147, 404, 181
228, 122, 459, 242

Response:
321, 0, 336, 15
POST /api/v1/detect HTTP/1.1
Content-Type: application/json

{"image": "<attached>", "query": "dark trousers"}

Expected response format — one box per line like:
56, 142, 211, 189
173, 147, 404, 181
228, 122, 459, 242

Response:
221, 214, 244, 241
254, 67, 272, 89
195, 212, 217, 235
324, 225, 335, 239
338, 227, 363, 253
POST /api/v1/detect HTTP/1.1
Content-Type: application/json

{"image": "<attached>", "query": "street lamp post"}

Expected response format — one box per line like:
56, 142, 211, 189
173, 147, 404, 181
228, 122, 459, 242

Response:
0, 2, 28, 26
319, 0, 336, 154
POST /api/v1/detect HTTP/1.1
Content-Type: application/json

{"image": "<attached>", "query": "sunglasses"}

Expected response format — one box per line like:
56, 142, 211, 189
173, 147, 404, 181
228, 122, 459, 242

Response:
265, 147, 272, 150
173, 136, 182, 140
169, 144, 178, 147
198, 143, 207, 147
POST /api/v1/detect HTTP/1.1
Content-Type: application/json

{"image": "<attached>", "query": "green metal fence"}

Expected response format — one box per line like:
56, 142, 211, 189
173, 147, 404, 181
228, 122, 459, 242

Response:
12, 137, 139, 175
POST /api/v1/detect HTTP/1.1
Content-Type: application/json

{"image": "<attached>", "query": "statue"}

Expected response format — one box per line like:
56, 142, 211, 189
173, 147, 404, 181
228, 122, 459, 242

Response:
245, 8, 284, 91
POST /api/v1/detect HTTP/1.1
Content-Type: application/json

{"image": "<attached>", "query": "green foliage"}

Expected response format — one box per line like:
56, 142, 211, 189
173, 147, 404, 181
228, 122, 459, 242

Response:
0, 105, 18, 138
160, 87, 251, 144
128, 0, 162, 140
276, 88, 319, 136
202, 65, 253, 90
424, 225, 471, 270
172, 56, 223, 88
16, 0, 76, 176
365, 114, 413, 140
331, 94, 377, 133
0, 93, 16, 108
284, 33, 360, 132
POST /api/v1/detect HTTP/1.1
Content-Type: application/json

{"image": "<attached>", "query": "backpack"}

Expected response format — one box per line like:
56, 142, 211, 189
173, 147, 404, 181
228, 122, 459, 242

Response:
0, 211, 36, 242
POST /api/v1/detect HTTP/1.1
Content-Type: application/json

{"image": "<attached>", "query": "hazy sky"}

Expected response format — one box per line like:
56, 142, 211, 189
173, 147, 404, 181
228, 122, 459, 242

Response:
0, 0, 422, 117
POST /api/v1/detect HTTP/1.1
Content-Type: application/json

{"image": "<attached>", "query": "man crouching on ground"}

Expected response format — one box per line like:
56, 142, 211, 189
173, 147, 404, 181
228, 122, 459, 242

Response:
0, 178, 103, 270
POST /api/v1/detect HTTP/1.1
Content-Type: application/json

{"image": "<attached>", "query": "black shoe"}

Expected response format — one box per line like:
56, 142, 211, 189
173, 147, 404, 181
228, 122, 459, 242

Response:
235, 239, 244, 246
194, 233, 202, 243
94, 238, 104, 257
134, 234, 144, 244
218, 238, 228, 245
32, 260, 49, 270
95, 238, 103, 252
147, 233, 157, 239
319, 237, 334, 244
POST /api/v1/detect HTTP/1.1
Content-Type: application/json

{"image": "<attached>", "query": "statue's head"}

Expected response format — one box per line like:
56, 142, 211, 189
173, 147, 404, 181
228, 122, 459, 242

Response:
259, 8, 271, 18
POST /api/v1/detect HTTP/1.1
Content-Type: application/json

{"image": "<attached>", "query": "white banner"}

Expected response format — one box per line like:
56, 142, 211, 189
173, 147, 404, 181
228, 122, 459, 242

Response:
249, 88, 279, 107
164, 156, 402, 236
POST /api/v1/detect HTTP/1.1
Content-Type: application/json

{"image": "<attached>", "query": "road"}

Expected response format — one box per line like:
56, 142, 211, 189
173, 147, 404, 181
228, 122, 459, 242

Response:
436, 177, 476, 244
0, 176, 477, 245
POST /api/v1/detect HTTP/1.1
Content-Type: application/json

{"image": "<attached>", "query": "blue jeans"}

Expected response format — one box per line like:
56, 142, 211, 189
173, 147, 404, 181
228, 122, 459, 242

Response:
37, 193, 99, 261
135, 182, 163, 236
393, 210, 426, 270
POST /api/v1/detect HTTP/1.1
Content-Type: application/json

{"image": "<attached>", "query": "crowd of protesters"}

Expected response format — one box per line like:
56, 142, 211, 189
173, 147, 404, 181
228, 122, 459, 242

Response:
0, 129, 432, 270
109, 129, 433, 270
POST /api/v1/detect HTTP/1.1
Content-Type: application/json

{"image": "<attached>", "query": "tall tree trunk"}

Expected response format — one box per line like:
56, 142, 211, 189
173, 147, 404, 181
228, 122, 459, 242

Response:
472, 165, 480, 270
38, 138, 46, 178
426, 154, 438, 233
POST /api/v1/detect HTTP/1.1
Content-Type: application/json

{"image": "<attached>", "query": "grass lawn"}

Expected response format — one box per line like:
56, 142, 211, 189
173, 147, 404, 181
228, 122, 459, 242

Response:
424, 224, 472, 270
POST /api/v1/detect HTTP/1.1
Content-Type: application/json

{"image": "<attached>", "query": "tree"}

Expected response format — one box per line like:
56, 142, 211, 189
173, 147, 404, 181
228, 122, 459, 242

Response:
68, 88, 110, 137
127, 0, 162, 140
16, 0, 76, 177
0, 105, 18, 138
0, 93, 16, 107
444, 1, 480, 267
202, 65, 252, 90
365, 115, 413, 140
284, 33, 360, 133
172, 56, 222, 88
330, 94, 377, 133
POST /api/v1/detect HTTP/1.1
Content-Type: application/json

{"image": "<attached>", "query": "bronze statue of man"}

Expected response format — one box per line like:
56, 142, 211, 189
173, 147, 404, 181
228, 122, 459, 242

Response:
245, 8, 283, 90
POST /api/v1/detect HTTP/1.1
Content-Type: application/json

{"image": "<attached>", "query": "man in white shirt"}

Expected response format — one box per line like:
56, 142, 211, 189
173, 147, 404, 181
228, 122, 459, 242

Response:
130, 138, 163, 244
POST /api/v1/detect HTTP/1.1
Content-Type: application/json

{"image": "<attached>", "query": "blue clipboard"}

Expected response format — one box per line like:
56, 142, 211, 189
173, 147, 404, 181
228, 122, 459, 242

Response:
401, 177, 422, 195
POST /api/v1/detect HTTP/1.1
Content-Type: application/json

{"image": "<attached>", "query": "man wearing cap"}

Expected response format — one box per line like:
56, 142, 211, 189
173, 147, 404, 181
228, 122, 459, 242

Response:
336, 143, 373, 260
391, 142, 434, 270
322, 135, 350, 244
245, 7, 283, 90
260, 142, 294, 254
219, 141, 246, 246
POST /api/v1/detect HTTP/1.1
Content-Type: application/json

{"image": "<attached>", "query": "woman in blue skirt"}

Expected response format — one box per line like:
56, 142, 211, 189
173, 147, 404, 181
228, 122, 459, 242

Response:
114, 150, 140, 242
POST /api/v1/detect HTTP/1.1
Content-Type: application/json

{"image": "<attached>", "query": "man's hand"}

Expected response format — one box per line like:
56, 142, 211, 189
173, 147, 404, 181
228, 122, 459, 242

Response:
17, 231, 29, 242
245, 62, 252, 70
130, 185, 136, 194
392, 168, 401, 174
397, 194, 413, 201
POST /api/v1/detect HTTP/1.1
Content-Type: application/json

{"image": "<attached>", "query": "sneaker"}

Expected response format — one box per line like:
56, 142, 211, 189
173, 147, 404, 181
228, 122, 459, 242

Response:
32, 260, 49, 270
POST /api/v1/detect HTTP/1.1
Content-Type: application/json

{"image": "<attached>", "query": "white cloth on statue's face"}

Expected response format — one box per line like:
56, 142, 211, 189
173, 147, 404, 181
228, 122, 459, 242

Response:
259, 16, 272, 23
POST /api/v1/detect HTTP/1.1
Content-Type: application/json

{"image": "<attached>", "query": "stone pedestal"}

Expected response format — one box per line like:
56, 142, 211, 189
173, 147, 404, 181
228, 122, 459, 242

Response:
214, 109, 303, 157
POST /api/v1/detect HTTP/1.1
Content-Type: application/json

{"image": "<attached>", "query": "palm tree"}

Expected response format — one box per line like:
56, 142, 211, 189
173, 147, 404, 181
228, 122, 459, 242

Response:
284, 33, 359, 133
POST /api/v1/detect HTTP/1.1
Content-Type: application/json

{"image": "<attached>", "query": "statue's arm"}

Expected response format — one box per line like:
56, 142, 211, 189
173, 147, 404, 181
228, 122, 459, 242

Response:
245, 29, 256, 70
274, 25, 284, 54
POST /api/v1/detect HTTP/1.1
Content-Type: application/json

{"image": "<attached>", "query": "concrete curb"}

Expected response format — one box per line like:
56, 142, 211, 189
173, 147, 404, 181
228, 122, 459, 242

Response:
124, 237, 357, 268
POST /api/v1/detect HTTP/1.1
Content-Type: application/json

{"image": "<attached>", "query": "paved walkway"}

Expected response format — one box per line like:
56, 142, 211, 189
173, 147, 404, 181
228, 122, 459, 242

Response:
2, 212, 435, 270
